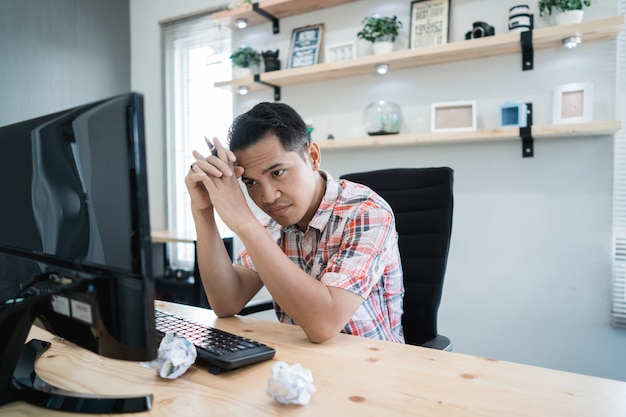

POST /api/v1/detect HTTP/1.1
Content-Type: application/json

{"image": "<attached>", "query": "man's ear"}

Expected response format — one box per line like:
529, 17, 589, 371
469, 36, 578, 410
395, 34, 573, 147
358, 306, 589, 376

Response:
308, 142, 321, 170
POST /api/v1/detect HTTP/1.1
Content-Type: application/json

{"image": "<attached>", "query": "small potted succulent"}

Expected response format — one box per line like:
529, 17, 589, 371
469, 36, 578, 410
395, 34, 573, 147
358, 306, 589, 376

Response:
229, 45, 261, 78
357, 14, 402, 55
538, 0, 591, 25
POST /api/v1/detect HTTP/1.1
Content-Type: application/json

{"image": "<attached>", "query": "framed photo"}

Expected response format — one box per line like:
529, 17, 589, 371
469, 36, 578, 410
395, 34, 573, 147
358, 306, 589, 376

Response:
325, 41, 356, 63
553, 82, 593, 124
431, 101, 477, 133
410, 0, 450, 49
288, 24, 324, 69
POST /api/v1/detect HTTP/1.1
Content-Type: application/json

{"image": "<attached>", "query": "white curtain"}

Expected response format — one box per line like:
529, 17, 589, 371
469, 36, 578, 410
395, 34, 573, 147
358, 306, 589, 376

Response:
612, 0, 626, 327
161, 11, 233, 267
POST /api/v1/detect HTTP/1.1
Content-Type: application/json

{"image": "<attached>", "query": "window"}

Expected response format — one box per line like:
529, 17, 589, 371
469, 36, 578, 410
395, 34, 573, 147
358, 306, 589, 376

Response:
161, 12, 233, 267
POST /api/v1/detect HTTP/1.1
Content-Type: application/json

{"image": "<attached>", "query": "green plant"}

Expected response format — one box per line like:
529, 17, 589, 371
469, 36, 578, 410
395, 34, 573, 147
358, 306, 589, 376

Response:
356, 14, 402, 43
229, 45, 261, 68
538, 0, 591, 16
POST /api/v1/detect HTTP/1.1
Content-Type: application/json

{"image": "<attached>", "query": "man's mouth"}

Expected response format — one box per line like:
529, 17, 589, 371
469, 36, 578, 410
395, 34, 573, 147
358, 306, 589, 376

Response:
267, 205, 290, 217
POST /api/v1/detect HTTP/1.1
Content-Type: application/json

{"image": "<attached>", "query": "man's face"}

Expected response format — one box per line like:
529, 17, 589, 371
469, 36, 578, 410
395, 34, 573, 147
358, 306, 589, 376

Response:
235, 134, 323, 230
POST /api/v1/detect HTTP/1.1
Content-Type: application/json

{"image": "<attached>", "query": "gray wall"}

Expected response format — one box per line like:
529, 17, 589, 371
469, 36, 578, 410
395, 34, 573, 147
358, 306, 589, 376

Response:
0, 0, 131, 126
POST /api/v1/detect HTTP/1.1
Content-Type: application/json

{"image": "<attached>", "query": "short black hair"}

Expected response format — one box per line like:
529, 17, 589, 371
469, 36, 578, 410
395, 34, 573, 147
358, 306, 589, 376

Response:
228, 102, 310, 156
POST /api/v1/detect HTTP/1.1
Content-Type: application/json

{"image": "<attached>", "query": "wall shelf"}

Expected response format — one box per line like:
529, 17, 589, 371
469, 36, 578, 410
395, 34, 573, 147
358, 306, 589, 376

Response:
211, 0, 359, 31
215, 15, 625, 93
314, 120, 622, 150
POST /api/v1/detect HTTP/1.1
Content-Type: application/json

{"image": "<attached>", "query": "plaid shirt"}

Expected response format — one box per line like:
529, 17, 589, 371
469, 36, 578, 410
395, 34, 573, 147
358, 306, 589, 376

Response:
235, 170, 404, 343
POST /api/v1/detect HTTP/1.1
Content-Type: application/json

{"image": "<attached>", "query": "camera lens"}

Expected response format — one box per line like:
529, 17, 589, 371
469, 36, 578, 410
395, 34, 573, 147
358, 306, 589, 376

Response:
472, 26, 486, 38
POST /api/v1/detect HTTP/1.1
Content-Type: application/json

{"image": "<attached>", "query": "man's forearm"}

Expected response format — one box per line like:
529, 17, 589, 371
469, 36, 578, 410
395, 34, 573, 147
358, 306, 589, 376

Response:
192, 208, 251, 315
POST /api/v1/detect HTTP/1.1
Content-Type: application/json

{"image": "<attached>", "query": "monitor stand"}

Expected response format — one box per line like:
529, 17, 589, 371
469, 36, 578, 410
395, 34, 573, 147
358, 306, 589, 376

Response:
0, 293, 153, 413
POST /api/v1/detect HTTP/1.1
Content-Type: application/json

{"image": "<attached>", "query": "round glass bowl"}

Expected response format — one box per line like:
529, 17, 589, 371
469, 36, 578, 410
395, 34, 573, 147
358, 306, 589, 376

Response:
363, 100, 403, 135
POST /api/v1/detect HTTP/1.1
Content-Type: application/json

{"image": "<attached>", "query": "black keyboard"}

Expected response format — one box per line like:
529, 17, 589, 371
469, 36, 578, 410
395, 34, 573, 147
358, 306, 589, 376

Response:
154, 308, 275, 373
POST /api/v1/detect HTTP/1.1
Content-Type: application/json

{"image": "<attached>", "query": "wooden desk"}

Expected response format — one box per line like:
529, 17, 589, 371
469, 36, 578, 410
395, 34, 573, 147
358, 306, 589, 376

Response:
3, 301, 626, 416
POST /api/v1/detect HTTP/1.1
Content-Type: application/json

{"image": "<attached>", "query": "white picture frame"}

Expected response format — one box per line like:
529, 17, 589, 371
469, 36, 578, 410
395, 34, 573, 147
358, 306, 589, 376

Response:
552, 82, 593, 124
325, 41, 356, 63
431, 101, 477, 132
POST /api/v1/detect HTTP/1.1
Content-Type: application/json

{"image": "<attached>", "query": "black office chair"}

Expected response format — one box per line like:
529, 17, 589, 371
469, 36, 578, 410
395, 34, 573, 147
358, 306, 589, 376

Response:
340, 167, 454, 351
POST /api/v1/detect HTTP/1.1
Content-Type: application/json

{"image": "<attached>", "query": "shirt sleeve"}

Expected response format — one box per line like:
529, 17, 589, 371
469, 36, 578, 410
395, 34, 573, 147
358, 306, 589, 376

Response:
320, 202, 396, 299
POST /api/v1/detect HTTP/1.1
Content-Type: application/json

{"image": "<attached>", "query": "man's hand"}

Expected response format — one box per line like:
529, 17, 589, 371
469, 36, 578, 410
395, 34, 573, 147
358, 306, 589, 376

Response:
187, 138, 254, 234
185, 137, 239, 211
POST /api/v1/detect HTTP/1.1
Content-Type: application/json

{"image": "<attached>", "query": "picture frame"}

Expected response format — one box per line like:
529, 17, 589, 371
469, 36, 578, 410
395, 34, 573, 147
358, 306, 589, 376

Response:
410, 0, 450, 49
325, 41, 356, 63
431, 101, 477, 133
288, 23, 324, 69
552, 82, 593, 124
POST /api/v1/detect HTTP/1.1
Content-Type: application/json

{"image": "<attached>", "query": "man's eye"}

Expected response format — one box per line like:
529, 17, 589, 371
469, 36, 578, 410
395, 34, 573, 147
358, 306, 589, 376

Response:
272, 170, 285, 177
243, 180, 256, 188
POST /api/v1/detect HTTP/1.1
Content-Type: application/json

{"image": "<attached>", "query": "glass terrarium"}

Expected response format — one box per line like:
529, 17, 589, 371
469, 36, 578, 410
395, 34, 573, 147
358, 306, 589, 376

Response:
363, 100, 403, 135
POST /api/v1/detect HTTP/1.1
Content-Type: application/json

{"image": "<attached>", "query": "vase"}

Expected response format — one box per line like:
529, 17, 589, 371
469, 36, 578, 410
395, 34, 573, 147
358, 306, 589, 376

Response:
555, 10, 584, 25
372, 41, 393, 55
363, 101, 403, 135
233, 66, 254, 79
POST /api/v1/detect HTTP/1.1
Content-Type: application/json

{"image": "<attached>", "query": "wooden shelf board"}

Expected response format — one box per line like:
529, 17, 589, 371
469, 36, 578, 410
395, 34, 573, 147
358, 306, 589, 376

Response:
211, 0, 359, 30
315, 120, 622, 150
215, 16, 625, 91
215, 75, 267, 93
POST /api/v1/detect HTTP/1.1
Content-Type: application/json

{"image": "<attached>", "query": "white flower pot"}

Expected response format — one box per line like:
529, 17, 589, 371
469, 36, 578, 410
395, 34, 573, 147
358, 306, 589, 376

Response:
372, 41, 393, 55
555, 10, 584, 25
233, 66, 254, 79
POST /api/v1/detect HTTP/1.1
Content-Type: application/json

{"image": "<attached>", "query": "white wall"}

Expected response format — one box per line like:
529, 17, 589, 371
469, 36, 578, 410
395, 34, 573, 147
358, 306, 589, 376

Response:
130, 0, 626, 381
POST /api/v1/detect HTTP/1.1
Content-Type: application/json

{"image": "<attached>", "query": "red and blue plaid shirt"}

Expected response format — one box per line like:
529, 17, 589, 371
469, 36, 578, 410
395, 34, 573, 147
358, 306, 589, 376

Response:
235, 170, 404, 343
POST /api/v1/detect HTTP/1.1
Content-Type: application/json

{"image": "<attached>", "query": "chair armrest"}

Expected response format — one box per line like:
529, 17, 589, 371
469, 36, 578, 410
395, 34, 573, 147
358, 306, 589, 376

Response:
238, 300, 273, 316
420, 334, 452, 351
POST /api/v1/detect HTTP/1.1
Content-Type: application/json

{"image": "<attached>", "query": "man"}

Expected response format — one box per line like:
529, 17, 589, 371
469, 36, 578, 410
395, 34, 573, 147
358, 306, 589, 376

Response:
185, 102, 404, 343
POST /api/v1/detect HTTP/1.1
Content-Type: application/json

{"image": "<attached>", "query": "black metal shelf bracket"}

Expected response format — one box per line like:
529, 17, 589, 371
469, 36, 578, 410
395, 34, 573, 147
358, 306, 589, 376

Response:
520, 102, 534, 157
520, 15, 534, 71
254, 74, 281, 101
252, 3, 279, 34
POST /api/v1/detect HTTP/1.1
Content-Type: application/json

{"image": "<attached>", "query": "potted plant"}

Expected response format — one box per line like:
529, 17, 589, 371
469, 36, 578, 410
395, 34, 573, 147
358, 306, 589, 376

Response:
229, 45, 261, 78
357, 14, 402, 55
538, 0, 591, 25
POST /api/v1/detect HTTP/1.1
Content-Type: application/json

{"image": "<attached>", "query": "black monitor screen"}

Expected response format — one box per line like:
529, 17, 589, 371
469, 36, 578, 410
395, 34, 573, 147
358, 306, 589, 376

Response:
0, 94, 149, 277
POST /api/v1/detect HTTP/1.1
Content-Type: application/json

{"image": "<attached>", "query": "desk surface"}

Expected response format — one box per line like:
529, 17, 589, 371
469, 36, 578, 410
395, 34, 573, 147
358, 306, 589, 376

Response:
3, 301, 626, 416
150, 229, 196, 244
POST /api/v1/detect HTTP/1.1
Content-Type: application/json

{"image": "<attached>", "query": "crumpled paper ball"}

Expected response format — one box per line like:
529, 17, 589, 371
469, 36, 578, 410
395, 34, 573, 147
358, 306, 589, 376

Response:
142, 332, 197, 379
265, 361, 316, 405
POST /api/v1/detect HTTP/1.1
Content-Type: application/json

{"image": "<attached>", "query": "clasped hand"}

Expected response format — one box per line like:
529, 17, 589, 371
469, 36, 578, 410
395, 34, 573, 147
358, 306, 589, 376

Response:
185, 137, 249, 231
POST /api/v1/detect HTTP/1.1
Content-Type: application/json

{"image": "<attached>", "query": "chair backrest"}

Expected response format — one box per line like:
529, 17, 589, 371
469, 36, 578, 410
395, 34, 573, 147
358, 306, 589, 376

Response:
340, 167, 454, 346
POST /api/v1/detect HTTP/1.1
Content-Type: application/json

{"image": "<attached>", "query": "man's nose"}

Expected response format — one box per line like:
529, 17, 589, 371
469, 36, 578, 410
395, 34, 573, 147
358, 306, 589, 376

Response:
261, 183, 280, 204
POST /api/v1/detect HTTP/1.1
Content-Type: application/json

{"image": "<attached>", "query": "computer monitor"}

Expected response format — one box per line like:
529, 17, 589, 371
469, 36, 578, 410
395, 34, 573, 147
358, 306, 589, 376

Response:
0, 93, 158, 413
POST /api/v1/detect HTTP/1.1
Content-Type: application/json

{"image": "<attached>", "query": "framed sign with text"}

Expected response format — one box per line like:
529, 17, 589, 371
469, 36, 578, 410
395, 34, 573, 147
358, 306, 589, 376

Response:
409, 0, 450, 49
288, 24, 324, 69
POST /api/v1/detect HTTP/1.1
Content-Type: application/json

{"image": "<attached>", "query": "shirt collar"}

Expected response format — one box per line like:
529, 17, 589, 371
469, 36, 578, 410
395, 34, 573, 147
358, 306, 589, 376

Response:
282, 169, 338, 234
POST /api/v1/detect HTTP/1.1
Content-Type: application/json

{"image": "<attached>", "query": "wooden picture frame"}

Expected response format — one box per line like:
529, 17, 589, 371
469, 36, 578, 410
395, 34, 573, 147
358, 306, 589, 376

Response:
288, 24, 324, 69
431, 101, 477, 132
553, 82, 593, 124
325, 41, 356, 63
409, 0, 450, 49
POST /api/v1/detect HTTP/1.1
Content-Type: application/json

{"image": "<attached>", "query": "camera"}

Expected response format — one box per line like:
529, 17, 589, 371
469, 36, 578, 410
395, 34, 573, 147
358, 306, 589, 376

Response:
465, 21, 495, 40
